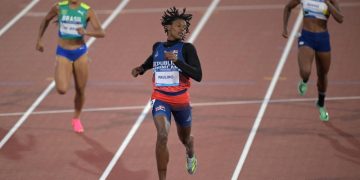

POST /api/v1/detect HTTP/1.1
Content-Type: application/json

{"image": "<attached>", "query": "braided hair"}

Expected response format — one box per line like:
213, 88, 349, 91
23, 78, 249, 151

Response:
161, 7, 192, 38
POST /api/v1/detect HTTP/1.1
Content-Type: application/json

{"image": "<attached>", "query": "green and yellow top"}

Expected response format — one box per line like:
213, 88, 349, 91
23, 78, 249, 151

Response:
58, 1, 90, 40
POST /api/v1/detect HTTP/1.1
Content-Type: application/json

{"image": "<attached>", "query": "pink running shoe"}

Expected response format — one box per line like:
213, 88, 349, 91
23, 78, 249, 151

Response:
72, 118, 84, 133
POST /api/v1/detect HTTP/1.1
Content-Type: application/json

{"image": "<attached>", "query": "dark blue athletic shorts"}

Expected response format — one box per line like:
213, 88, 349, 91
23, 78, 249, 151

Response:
298, 29, 331, 52
56, 45, 87, 62
151, 99, 192, 127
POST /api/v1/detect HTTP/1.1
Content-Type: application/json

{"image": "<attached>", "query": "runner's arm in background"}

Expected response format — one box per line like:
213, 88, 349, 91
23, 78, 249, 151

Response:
36, 4, 58, 52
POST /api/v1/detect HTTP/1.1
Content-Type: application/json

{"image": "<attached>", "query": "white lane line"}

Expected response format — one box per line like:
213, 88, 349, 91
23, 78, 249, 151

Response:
192, 96, 360, 107
1, 96, 359, 117
0, 81, 55, 150
25, 2, 360, 17
0, 105, 145, 117
188, 0, 220, 43
0, 0, 40, 37
86, 0, 130, 46
231, 11, 304, 180
0, 0, 131, 150
99, 0, 221, 179
98, 102, 152, 180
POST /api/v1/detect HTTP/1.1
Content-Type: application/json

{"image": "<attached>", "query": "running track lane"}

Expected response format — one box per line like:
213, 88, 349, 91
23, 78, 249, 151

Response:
108, 0, 296, 179
237, 1, 360, 179
0, 0, 134, 179
1, 0, 204, 179
1, 0, 360, 180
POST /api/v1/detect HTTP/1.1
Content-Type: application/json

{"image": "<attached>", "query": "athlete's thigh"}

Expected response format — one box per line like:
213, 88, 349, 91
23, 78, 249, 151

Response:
298, 46, 315, 70
315, 51, 331, 75
55, 56, 73, 91
152, 100, 172, 134
73, 54, 89, 90
172, 106, 192, 128
173, 107, 192, 142
176, 124, 191, 142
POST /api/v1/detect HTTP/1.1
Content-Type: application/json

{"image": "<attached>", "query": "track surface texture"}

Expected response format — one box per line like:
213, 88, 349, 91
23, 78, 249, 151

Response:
1, 0, 360, 179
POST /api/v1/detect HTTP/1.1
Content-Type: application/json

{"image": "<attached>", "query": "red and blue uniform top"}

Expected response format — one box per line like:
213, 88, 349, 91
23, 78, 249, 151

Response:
140, 40, 202, 106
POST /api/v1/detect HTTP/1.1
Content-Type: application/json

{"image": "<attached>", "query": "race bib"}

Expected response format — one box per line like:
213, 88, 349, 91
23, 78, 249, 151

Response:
303, 0, 328, 14
60, 23, 82, 36
155, 71, 179, 87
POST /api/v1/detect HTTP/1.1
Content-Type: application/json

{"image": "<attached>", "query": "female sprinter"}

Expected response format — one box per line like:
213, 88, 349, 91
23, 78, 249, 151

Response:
283, 0, 343, 121
36, 0, 105, 133
131, 7, 202, 180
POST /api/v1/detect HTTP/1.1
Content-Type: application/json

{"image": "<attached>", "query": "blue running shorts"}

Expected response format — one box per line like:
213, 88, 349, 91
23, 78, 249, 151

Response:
152, 99, 192, 127
298, 29, 331, 52
56, 45, 87, 62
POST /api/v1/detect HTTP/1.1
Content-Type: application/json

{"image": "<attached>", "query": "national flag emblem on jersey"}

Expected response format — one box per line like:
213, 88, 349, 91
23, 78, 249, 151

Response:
172, 50, 178, 59
164, 50, 178, 59
155, 105, 166, 112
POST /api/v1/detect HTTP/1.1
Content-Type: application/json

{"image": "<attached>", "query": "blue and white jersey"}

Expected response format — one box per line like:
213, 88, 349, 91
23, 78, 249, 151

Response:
152, 42, 185, 87
301, 0, 329, 20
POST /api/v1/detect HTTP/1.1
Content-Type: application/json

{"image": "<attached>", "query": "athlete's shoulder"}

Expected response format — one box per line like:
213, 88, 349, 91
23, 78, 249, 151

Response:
58, 1, 69, 6
182, 42, 197, 51
80, 2, 91, 10
183, 42, 195, 47
152, 42, 162, 51
154, 42, 162, 46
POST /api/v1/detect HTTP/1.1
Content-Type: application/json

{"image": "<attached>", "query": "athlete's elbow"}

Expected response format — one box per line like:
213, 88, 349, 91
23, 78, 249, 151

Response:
99, 30, 105, 38
337, 16, 344, 24
95, 29, 105, 38
284, 4, 291, 13
42, 19, 51, 27
195, 74, 202, 82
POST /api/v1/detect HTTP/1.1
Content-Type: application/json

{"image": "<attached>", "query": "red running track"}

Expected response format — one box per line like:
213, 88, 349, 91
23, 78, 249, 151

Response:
1, 0, 360, 179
